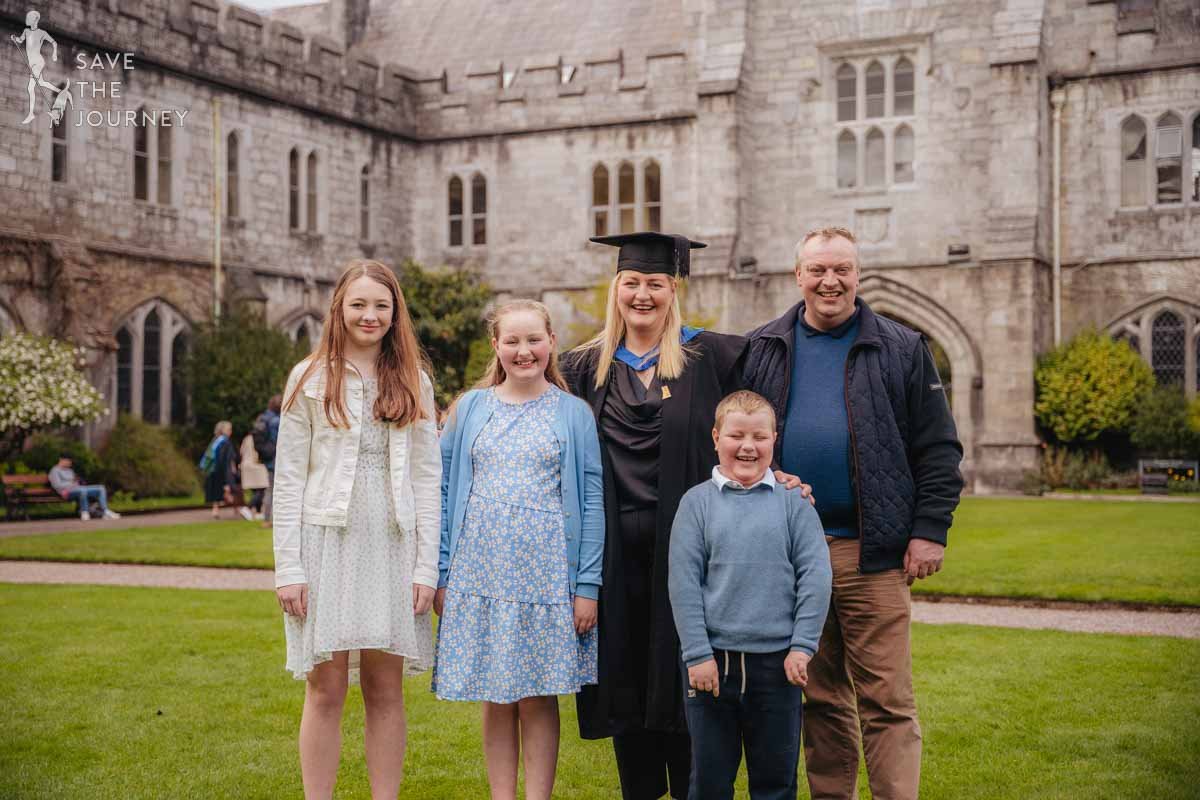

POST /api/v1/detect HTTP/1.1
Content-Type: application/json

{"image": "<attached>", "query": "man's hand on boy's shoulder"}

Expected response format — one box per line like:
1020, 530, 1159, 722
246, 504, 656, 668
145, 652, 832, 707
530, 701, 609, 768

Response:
773, 470, 816, 506
688, 658, 720, 697
784, 651, 810, 687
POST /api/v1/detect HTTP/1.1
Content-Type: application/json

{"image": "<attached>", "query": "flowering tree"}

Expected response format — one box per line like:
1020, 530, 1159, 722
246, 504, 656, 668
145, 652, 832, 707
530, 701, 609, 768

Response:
0, 333, 106, 460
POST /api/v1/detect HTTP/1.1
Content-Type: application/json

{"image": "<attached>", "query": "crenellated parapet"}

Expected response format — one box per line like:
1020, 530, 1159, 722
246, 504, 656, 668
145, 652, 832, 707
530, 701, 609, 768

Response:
0, 0, 699, 141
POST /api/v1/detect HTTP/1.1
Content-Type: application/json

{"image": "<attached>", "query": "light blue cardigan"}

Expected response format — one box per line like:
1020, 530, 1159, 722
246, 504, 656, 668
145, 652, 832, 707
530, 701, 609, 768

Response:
438, 386, 605, 600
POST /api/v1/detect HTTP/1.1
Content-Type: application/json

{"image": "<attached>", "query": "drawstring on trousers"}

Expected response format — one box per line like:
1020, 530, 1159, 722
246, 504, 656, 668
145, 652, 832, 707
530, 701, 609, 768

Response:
719, 650, 748, 696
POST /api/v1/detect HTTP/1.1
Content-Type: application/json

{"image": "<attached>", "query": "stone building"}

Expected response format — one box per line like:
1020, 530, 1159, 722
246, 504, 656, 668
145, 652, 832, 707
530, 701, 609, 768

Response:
0, 0, 1196, 491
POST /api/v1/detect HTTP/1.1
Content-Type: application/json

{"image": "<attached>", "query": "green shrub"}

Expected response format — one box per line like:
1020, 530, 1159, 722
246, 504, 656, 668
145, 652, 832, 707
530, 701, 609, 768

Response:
399, 260, 492, 407
100, 414, 200, 498
20, 433, 104, 483
182, 305, 307, 442
1129, 386, 1200, 458
1034, 330, 1155, 443
1039, 445, 1119, 490
1189, 397, 1200, 435
1020, 470, 1047, 496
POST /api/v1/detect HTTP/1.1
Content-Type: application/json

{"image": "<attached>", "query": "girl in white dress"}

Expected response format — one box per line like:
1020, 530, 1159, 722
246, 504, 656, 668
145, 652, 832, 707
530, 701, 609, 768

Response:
273, 259, 441, 800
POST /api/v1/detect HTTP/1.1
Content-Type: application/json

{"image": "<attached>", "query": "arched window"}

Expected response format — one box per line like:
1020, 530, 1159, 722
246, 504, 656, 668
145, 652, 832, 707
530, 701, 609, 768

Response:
142, 309, 162, 423
837, 130, 857, 189
1151, 310, 1185, 386
226, 132, 239, 218
865, 61, 885, 119
471, 174, 487, 245
1192, 115, 1200, 202
133, 110, 149, 201
170, 331, 189, 426
1155, 113, 1182, 204
448, 176, 463, 246
51, 86, 68, 183
116, 328, 133, 413
591, 164, 609, 236
305, 151, 318, 231
288, 148, 300, 229
618, 163, 636, 233
893, 57, 914, 116
864, 128, 885, 186
836, 63, 856, 122
286, 313, 323, 353
894, 124, 914, 183
157, 125, 172, 205
1121, 117, 1147, 207
113, 301, 191, 425
360, 165, 371, 241
644, 160, 661, 231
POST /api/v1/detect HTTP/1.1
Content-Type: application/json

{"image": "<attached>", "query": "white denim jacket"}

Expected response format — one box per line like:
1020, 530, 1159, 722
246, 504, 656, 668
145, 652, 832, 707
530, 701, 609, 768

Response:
272, 358, 442, 590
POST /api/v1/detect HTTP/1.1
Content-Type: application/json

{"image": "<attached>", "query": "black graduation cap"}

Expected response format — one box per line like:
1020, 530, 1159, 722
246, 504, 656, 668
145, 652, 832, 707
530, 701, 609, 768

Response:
589, 232, 706, 279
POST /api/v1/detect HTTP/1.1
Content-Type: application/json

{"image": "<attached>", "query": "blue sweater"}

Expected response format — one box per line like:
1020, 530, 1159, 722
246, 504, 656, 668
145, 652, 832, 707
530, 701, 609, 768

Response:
668, 477, 832, 666
780, 312, 860, 538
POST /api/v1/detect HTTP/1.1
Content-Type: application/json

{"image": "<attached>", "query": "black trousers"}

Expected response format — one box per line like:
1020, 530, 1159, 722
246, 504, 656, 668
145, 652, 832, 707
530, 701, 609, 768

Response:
612, 508, 691, 799
683, 649, 804, 800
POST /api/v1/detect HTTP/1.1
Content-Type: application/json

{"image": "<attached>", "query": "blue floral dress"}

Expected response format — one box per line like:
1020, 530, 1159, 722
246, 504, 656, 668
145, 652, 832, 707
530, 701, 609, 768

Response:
433, 386, 598, 703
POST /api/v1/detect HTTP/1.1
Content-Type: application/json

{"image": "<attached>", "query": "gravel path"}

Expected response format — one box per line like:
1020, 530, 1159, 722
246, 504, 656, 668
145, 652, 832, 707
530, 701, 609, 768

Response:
0, 509, 219, 538
2, 559, 1197, 640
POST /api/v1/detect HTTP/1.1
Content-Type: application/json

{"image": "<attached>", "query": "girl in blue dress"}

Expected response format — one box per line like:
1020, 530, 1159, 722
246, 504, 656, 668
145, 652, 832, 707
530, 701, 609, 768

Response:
434, 299, 604, 800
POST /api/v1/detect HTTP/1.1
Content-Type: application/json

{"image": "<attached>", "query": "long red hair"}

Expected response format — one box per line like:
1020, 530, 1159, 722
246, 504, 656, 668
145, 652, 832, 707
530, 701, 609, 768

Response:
284, 260, 431, 428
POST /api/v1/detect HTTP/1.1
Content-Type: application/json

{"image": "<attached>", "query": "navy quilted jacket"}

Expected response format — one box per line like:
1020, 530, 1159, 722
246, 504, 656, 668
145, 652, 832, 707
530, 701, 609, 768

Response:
743, 299, 964, 574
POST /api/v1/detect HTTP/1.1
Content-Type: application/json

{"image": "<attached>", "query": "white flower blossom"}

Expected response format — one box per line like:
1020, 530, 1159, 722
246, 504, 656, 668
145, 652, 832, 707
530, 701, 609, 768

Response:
0, 333, 106, 433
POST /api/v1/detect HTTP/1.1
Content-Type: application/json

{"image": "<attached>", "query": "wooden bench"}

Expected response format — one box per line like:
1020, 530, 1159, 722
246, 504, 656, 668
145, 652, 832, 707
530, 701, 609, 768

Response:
2, 475, 65, 521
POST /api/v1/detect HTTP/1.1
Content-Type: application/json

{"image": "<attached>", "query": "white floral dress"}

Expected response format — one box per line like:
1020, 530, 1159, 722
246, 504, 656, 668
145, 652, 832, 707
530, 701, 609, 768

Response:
433, 386, 598, 703
284, 378, 434, 681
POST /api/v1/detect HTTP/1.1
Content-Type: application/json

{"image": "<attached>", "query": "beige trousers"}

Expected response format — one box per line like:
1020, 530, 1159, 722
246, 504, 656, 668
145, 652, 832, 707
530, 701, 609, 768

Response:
803, 537, 922, 800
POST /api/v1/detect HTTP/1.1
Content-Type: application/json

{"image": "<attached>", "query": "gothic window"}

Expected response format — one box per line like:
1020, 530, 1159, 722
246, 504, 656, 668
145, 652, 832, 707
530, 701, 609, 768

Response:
306, 152, 318, 231
116, 328, 133, 413
618, 163, 636, 234
133, 111, 149, 201
836, 64, 856, 122
592, 164, 609, 236
51, 89, 68, 183
865, 128, 886, 187
894, 124, 914, 183
226, 132, 239, 219
157, 125, 172, 205
1151, 310, 1185, 386
288, 148, 300, 229
837, 130, 857, 189
448, 176, 463, 246
360, 165, 371, 241
471, 174, 487, 245
644, 160, 661, 232
865, 61, 885, 119
893, 58, 914, 116
114, 301, 190, 425
1155, 113, 1183, 204
1191, 115, 1200, 203
286, 314, 323, 353
1121, 116, 1147, 207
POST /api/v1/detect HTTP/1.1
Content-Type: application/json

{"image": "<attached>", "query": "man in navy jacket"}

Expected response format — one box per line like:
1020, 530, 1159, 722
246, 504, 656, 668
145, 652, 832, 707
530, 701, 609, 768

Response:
742, 226, 963, 800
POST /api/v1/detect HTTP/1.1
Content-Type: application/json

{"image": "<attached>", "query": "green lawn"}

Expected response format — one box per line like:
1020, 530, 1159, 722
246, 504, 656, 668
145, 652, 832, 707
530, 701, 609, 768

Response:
2, 497, 1198, 606
917, 498, 1200, 605
0, 584, 1196, 799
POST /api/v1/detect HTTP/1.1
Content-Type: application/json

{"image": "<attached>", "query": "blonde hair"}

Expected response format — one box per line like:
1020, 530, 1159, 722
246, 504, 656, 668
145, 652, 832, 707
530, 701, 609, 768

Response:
284, 259, 431, 428
579, 271, 692, 389
713, 390, 776, 432
794, 226, 859, 267
472, 299, 568, 392
214, 420, 233, 437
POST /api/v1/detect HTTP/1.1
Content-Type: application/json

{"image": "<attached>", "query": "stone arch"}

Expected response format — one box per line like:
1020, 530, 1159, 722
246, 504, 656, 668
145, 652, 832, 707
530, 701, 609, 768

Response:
1105, 293, 1200, 396
0, 299, 21, 336
279, 307, 325, 351
858, 274, 982, 485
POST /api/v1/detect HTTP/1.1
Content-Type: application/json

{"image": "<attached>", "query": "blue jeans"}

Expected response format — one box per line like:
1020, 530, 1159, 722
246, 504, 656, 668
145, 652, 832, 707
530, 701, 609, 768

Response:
67, 485, 108, 514
682, 648, 804, 800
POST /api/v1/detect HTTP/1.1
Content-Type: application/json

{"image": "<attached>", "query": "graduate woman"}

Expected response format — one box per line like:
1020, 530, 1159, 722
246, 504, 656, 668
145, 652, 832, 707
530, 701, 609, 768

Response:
565, 233, 784, 800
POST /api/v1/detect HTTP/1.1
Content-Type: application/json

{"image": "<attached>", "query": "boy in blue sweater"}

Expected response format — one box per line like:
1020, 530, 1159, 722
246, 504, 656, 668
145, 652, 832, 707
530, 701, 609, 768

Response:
668, 390, 832, 800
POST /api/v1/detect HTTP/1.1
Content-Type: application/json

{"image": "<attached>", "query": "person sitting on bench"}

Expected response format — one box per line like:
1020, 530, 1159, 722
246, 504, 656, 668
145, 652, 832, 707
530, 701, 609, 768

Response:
48, 454, 120, 521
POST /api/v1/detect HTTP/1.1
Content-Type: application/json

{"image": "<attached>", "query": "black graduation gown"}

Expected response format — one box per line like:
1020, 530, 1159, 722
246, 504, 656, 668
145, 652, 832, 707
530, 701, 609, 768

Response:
564, 331, 747, 739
